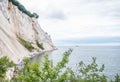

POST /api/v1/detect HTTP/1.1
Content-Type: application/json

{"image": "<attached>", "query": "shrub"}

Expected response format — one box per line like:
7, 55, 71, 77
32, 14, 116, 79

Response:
69, 57, 107, 82
36, 41, 44, 50
33, 13, 39, 18
17, 37, 34, 52
11, 49, 72, 82
0, 56, 15, 81
11, 49, 120, 82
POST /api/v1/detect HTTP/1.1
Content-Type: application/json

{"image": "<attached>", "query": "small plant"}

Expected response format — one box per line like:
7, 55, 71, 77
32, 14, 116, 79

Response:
36, 41, 44, 50
17, 37, 34, 52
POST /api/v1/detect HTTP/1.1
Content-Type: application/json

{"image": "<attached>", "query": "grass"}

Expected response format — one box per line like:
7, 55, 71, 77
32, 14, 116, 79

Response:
17, 37, 34, 52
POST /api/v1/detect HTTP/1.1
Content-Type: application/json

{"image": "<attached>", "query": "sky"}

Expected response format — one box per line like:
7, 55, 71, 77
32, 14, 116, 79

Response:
19, 0, 120, 46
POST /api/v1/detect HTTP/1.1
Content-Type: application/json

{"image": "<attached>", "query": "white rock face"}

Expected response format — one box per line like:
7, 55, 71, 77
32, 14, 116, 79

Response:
0, 0, 54, 64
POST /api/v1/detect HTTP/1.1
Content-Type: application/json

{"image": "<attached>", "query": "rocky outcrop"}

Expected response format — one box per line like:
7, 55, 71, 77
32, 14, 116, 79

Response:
0, 0, 54, 64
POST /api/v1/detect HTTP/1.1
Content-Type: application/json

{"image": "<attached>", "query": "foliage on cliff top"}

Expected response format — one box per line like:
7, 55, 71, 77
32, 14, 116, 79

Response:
9, 0, 39, 18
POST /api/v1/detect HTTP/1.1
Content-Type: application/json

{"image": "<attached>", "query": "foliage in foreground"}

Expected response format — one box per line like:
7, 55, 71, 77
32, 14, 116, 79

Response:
0, 56, 15, 81
0, 49, 119, 82
11, 49, 72, 82
10, 49, 120, 82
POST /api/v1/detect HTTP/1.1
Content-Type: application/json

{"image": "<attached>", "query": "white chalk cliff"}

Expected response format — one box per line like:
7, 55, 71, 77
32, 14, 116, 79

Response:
0, 0, 54, 64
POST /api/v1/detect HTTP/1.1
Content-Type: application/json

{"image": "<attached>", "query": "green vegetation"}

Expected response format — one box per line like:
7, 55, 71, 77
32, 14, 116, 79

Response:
17, 37, 34, 52
33, 13, 39, 19
69, 57, 106, 82
0, 49, 119, 81
9, 0, 39, 18
10, 49, 120, 82
11, 49, 72, 82
0, 56, 14, 81
36, 41, 44, 50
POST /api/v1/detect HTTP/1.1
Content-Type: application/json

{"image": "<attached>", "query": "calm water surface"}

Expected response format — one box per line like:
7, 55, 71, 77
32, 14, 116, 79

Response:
32, 46, 120, 79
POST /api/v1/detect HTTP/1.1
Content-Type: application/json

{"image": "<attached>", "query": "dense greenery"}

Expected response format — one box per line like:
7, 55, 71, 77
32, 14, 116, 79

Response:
9, 0, 39, 18
36, 41, 44, 50
17, 37, 34, 52
0, 49, 120, 82
10, 49, 120, 82
11, 49, 72, 82
0, 56, 14, 81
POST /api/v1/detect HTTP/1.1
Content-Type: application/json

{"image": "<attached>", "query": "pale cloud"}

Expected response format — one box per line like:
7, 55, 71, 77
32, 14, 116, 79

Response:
45, 8, 66, 20
19, 0, 120, 45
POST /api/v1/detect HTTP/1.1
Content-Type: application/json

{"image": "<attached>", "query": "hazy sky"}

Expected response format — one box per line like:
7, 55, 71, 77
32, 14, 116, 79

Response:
19, 0, 120, 46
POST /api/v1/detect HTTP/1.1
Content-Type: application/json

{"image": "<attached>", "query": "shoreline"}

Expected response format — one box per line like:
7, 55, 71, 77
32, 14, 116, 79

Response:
17, 49, 56, 68
6, 49, 56, 80
29, 49, 56, 59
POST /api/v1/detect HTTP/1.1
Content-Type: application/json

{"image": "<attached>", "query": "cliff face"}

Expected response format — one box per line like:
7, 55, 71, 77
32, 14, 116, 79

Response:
0, 0, 54, 64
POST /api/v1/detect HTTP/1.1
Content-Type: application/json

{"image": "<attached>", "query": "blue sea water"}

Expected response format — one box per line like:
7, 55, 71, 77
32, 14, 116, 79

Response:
32, 46, 120, 80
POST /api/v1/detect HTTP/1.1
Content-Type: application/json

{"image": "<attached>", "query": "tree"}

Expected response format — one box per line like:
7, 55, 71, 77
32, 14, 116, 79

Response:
11, 49, 120, 82
69, 57, 107, 82
11, 49, 72, 82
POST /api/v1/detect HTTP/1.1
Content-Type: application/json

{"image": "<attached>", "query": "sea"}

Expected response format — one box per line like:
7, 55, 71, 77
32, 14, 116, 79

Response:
31, 46, 120, 80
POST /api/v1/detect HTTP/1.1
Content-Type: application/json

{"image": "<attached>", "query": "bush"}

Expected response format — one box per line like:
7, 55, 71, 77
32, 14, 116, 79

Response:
17, 37, 34, 52
11, 49, 72, 82
0, 56, 14, 81
10, 49, 120, 82
69, 57, 107, 82
33, 13, 39, 18
36, 41, 44, 50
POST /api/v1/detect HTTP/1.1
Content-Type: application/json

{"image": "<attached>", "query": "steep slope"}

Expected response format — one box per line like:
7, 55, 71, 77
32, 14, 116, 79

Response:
0, 0, 54, 64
